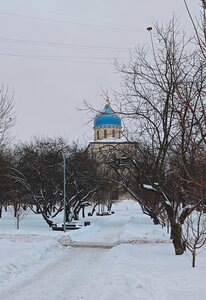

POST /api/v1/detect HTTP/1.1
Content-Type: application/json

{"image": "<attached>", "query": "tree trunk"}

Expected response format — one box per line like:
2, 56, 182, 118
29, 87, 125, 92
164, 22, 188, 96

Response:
66, 206, 71, 223
171, 223, 185, 255
152, 216, 160, 225
17, 215, 20, 230
192, 249, 196, 268
41, 212, 53, 227
36, 204, 54, 227
36, 205, 41, 214
73, 212, 79, 220
150, 212, 160, 225
91, 203, 99, 216
14, 202, 17, 218
82, 206, 85, 218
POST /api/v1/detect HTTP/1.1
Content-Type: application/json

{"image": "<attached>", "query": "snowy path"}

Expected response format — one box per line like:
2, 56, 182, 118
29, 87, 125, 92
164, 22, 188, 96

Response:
2, 243, 205, 300
0, 245, 162, 300
0, 247, 110, 300
1, 201, 206, 300
0, 203, 166, 300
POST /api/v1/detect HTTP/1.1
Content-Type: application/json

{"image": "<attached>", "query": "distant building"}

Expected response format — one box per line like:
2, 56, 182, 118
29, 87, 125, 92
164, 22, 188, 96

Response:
87, 98, 137, 201
87, 98, 161, 207
87, 98, 135, 155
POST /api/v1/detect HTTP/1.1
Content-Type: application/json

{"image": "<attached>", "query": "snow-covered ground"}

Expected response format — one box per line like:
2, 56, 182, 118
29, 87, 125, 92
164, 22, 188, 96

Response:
0, 200, 206, 300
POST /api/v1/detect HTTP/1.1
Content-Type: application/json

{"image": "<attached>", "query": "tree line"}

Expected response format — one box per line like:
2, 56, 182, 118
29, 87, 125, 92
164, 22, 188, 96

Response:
0, 137, 117, 228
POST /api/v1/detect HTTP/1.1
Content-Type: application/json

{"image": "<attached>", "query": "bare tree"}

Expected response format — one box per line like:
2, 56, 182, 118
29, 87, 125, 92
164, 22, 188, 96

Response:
106, 144, 164, 225
0, 86, 15, 147
64, 145, 104, 222
0, 87, 15, 215
183, 209, 206, 267
9, 137, 67, 227
173, 1, 206, 210
184, 0, 206, 59
9, 138, 102, 227
0, 148, 13, 217
115, 18, 191, 183
9, 199, 29, 230
112, 18, 205, 255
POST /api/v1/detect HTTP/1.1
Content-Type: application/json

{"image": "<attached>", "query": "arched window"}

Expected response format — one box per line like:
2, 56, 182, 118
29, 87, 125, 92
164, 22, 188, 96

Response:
97, 130, 99, 140
112, 129, 115, 138
104, 129, 107, 138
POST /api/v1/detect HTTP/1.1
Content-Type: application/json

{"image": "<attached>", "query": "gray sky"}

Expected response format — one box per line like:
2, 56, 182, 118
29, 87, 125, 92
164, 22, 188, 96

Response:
0, 0, 199, 145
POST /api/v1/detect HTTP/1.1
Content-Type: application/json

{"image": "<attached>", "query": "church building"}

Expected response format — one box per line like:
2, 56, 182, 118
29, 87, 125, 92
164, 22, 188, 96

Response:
87, 98, 159, 206
87, 98, 135, 154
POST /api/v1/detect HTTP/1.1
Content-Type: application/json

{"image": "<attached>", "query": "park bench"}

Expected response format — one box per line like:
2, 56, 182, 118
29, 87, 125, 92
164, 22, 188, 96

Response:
51, 223, 82, 231
96, 211, 111, 216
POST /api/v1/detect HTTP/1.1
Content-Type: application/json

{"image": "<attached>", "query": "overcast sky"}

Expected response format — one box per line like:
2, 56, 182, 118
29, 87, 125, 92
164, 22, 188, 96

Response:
0, 0, 200, 145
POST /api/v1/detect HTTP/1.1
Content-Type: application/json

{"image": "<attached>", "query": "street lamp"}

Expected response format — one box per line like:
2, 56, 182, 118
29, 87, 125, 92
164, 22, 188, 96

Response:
147, 26, 153, 31
63, 152, 71, 232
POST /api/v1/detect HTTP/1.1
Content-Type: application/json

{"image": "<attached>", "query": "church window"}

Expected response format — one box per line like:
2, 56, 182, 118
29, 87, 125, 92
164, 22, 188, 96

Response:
104, 129, 107, 138
97, 130, 99, 140
112, 129, 115, 138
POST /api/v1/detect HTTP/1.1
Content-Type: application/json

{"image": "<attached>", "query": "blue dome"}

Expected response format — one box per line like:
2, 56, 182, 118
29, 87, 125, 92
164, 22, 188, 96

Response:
94, 101, 121, 128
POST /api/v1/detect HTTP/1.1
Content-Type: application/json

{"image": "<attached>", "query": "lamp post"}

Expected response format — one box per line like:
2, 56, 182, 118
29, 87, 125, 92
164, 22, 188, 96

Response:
63, 152, 70, 232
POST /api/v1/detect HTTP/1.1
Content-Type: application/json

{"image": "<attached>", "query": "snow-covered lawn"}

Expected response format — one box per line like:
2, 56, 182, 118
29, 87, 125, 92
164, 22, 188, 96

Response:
0, 200, 206, 300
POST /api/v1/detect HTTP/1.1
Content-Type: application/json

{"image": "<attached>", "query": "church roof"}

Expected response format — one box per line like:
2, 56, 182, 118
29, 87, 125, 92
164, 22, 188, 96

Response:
94, 99, 121, 128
